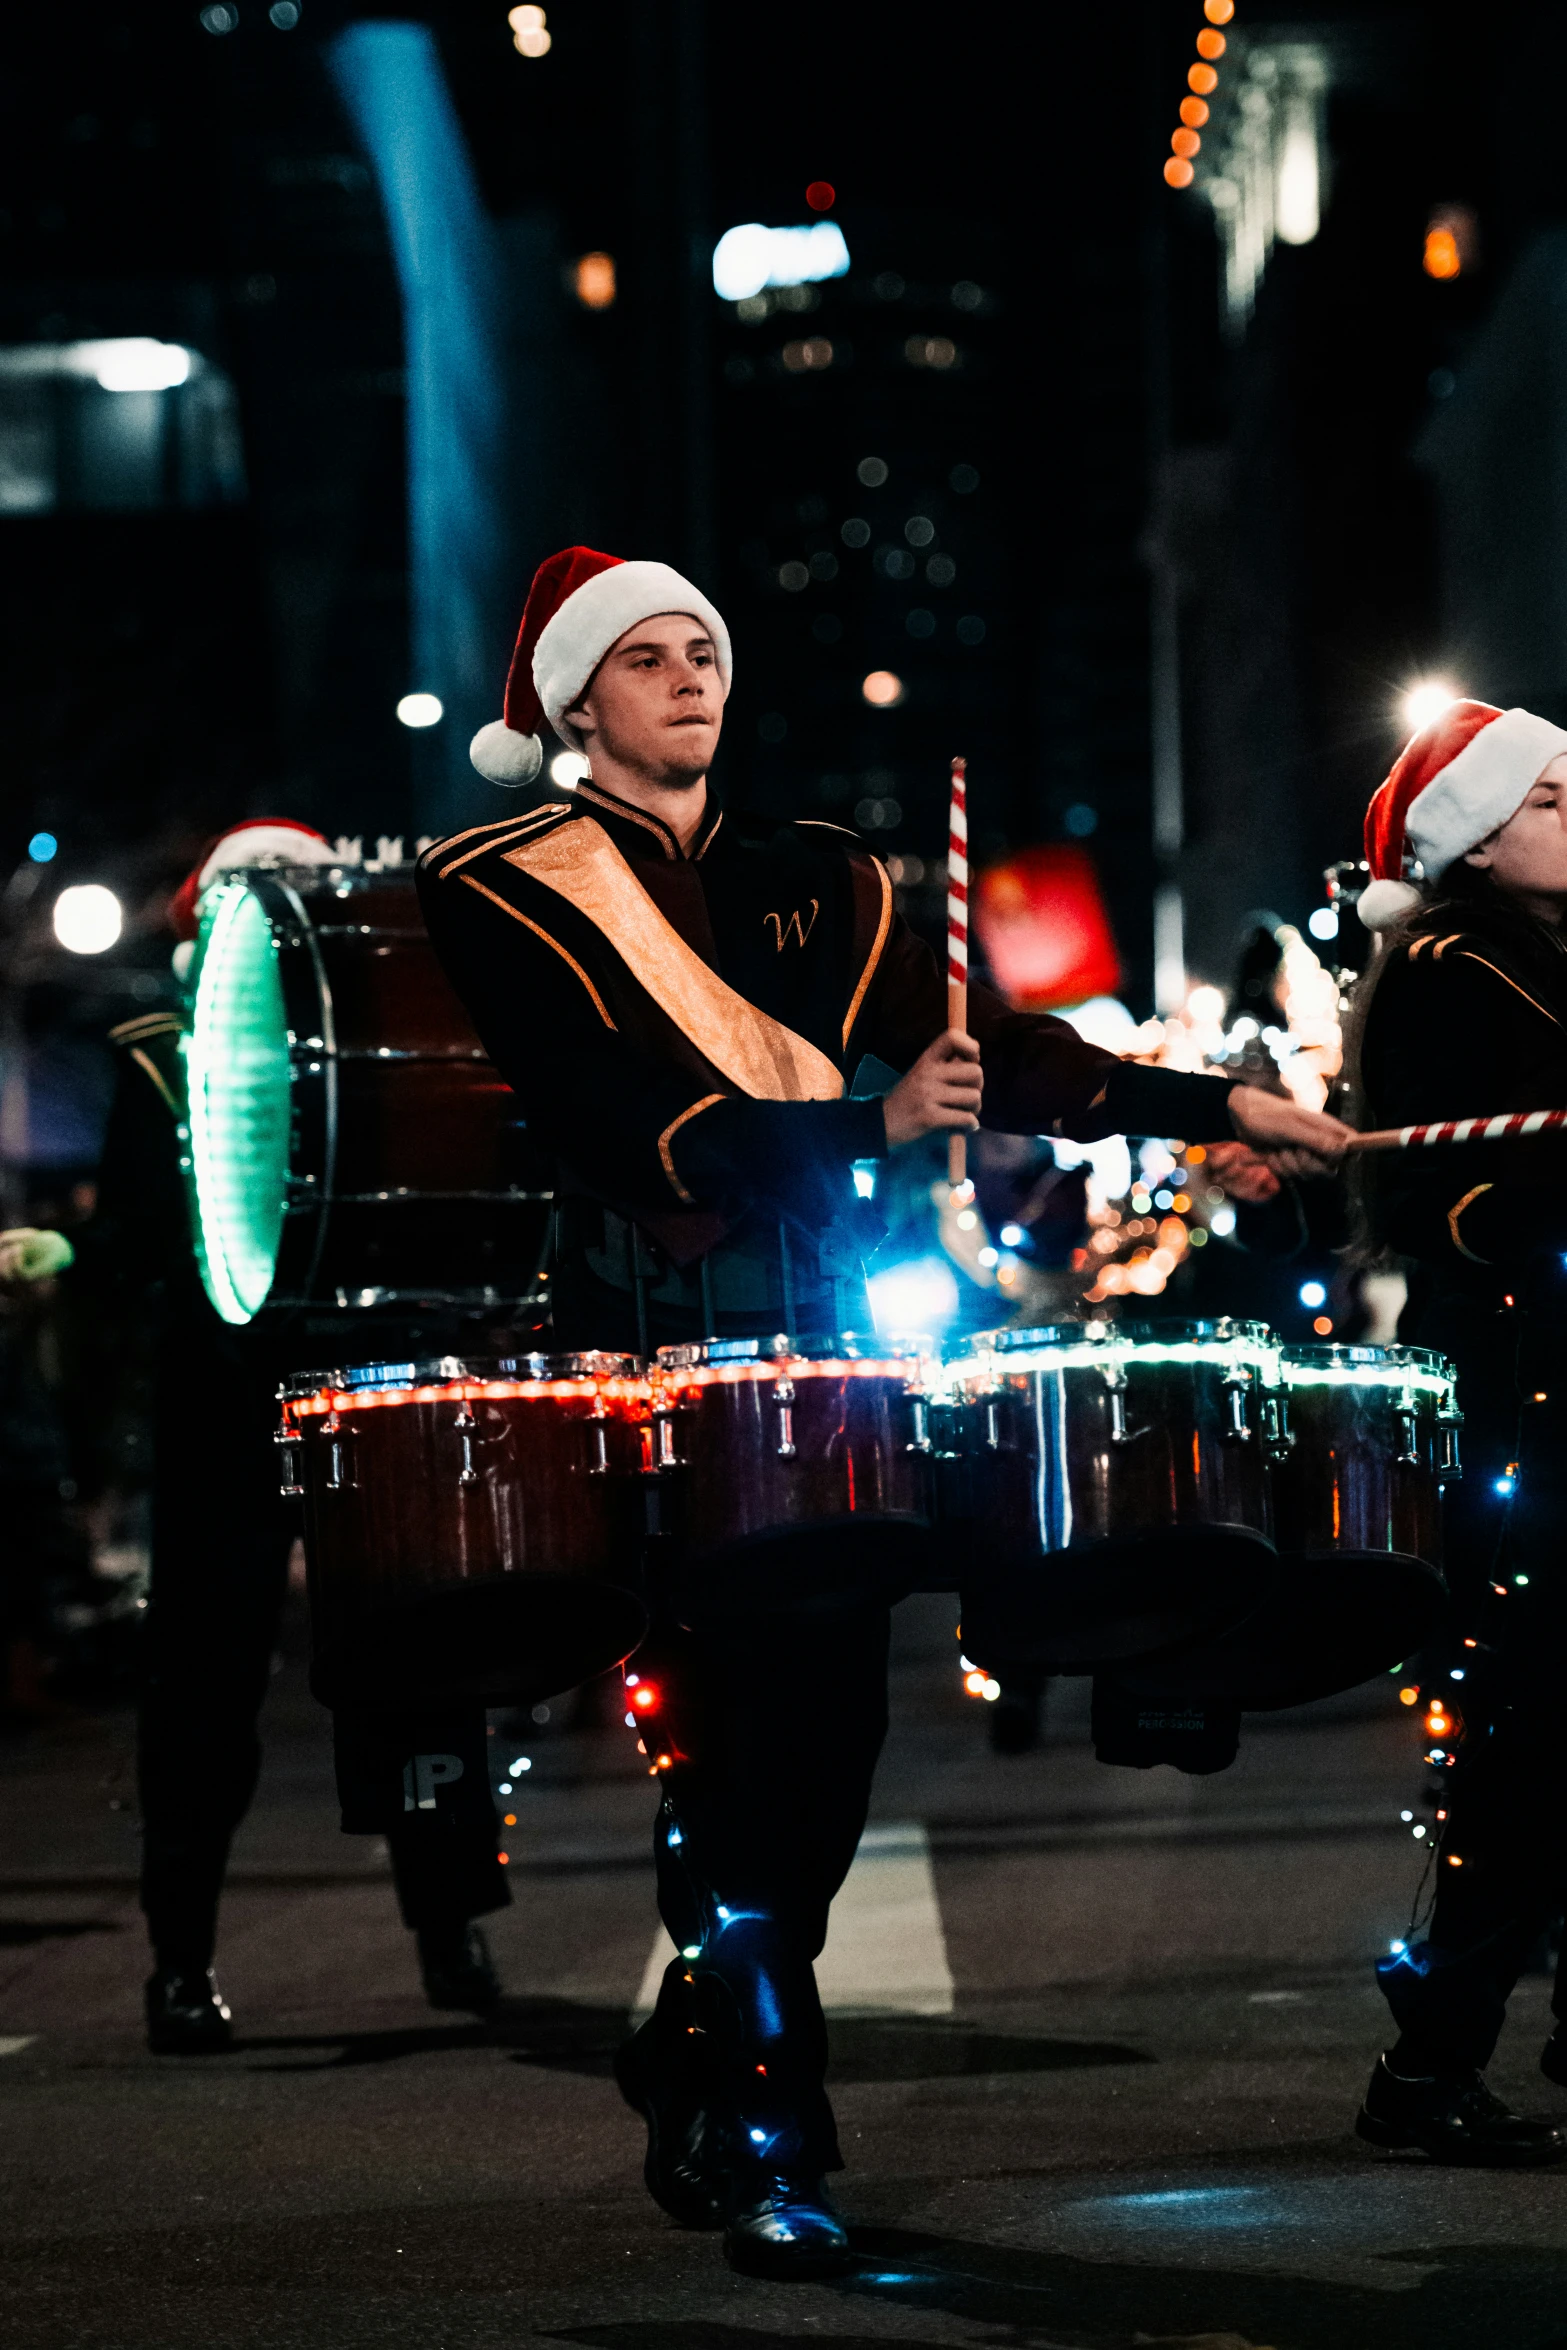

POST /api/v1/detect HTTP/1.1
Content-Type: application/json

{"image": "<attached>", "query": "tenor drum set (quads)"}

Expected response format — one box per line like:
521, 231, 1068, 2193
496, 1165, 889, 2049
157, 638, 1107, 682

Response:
275, 1317, 1459, 1716
175, 861, 1459, 1724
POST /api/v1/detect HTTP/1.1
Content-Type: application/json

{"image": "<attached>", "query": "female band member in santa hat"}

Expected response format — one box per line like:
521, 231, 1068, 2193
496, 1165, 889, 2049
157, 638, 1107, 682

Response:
1350, 699, 1567, 2165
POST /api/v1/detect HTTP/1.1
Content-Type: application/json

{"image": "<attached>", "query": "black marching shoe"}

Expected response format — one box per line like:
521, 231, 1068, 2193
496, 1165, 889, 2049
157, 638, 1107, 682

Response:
724, 2173, 851, 2281
145, 1965, 233, 2055
614, 2020, 727, 2230
417, 1920, 502, 2012
1356, 2053, 1567, 2165
1541, 2028, 1567, 2088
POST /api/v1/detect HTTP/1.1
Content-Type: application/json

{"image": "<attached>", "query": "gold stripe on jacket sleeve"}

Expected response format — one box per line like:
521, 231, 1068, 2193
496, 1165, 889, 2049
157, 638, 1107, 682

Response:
657, 1093, 726, 1204
437, 808, 566, 880
457, 875, 617, 1029
1447, 1182, 1494, 1262
841, 856, 893, 1050
128, 1046, 180, 1115
1449, 953, 1562, 1029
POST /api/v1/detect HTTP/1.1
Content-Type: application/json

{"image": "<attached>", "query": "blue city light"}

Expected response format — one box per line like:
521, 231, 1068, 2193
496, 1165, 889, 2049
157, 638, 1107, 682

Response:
1307, 905, 1339, 941
1299, 1280, 1327, 1309
27, 832, 58, 863
852, 1163, 877, 1199
712, 221, 851, 301
868, 1255, 959, 1336
1495, 1476, 1517, 1497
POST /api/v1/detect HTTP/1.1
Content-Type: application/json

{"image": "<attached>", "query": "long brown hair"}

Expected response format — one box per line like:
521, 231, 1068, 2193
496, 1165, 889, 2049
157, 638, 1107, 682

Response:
1340, 862, 1567, 1258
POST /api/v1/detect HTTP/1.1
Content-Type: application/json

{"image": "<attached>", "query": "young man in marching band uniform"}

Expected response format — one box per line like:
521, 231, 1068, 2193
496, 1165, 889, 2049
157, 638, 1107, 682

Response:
1351, 701, 1567, 2165
416, 545, 1347, 2276
3, 824, 512, 2052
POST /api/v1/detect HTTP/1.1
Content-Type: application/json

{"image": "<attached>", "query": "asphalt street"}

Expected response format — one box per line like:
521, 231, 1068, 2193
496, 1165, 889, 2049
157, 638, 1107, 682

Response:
4, 1591, 1566, 2350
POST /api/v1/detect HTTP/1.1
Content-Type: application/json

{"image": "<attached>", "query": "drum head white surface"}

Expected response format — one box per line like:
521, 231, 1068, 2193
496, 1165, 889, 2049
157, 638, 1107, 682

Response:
184, 880, 292, 1324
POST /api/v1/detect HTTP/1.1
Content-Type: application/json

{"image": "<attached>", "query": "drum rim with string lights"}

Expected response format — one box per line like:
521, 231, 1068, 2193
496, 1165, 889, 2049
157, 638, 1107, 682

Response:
280, 1349, 651, 1710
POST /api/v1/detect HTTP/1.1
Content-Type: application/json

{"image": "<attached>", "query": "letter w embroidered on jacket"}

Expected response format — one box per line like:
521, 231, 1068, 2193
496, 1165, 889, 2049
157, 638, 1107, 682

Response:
763, 899, 819, 951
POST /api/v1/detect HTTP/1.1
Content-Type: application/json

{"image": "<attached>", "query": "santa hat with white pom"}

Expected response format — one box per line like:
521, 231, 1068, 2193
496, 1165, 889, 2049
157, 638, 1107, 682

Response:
1359, 698, 1567, 931
469, 544, 732, 787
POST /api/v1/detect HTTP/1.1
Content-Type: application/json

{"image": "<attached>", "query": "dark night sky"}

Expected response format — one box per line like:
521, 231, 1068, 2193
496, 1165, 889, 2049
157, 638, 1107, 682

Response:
1, 0, 1562, 990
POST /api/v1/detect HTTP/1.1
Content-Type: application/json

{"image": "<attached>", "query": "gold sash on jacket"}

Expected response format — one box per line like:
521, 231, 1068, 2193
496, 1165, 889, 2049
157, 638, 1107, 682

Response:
503, 818, 844, 1103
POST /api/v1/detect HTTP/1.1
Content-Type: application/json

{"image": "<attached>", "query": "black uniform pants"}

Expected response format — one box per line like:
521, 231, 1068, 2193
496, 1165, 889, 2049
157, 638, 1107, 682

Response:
138, 1335, 508, 1967
1379, 1312, 1567, 2070
554, 1246, 892, 2175
637, 1606, 892, 2177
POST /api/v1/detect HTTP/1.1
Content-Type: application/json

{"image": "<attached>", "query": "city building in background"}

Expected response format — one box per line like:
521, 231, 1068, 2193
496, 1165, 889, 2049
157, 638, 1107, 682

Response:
7, 1, 1567, 1195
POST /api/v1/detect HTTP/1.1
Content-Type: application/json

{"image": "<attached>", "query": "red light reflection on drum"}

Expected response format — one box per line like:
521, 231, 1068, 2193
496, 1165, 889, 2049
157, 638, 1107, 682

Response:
286, 1376, 651, 1418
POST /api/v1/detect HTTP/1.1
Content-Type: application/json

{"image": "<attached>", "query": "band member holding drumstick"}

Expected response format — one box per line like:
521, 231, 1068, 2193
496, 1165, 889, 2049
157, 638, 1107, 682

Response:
417, 545, 1349, 2276
1346, 700, 1567, 2165
3, 823, 513, 2053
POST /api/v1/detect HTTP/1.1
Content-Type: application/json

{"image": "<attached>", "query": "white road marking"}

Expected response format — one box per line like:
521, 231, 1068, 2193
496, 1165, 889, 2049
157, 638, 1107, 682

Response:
633, 1819, 954, 2019
0, 2036, 36, 2058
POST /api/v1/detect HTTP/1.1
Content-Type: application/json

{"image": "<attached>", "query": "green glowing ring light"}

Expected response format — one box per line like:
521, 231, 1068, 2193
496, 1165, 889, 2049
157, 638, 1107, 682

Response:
179, 864, 554, 1326
182, 878, 304, 1324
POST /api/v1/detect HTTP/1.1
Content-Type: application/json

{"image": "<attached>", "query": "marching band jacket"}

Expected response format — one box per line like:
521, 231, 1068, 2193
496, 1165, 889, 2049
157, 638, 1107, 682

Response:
1359, 907, 1567, 1277
416, 781, 1241, 1260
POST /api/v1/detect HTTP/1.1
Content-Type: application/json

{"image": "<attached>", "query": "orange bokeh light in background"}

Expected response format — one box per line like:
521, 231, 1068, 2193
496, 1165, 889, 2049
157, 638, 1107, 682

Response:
574, 252, 616, 309
1196, 26, 1227, 57
1164, 156, 1196, 188
1180, 96, 1210, 127
1188, 61, 1219, 94
1204, 0, 1235, 19
1424, 226, 1461, 280
1313, 1315, 1334, 1335
1172, 128, 1201, 159
861, 670, 905, 707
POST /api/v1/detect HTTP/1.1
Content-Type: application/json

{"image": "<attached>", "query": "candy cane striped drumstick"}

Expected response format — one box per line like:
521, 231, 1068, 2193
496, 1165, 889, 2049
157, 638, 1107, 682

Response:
1348, 1108, 1567, 1152
947, 755, 970, 1195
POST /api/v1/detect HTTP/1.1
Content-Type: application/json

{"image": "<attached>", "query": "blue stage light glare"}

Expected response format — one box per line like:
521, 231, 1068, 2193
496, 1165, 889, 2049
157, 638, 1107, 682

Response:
868, 1255, 959, 1336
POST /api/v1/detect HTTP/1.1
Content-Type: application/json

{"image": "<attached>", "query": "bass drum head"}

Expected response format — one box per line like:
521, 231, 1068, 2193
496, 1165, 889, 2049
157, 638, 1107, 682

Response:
1116, 1549, 1449, 1709
308, 1572, 649, 1711
669, 1518, 935, 1627
959, 1523, 1270, 1674
183, 878, 295, 1325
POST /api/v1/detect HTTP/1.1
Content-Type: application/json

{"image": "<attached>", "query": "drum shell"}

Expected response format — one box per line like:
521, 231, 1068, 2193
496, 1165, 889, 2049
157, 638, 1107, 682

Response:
255, 873, 551, 1314
948, 1348, 1275, 1671
1270, 1378, 1444, 1565
946, 1354, 1275, 1561
291, 1383, 647, 1705
658, 1364, 935, 1617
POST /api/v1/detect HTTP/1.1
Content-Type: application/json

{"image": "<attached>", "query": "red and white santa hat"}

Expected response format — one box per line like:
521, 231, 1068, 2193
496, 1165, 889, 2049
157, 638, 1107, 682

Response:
169, 819, 336, 941
469, 545, 732, 786
1359, 699, 1567, 930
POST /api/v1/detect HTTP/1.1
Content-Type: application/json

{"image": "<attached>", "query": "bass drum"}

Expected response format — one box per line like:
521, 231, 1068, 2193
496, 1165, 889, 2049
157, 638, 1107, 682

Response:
945, 1319, 1279, 1671
182, 865, 549, 1323
281, 1353, 651, 1708
1120, 1342, 1456, 1708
